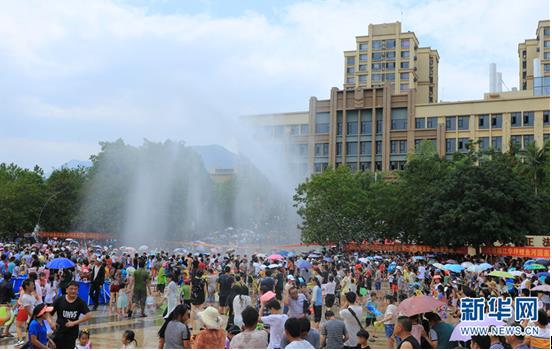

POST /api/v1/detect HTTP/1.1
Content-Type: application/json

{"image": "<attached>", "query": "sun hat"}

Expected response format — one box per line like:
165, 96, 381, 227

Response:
287, 274, 295, 280
198, 306, 223, 329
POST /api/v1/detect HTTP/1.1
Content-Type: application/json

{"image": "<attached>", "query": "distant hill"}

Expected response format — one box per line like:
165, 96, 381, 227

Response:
190, 145, 238, 172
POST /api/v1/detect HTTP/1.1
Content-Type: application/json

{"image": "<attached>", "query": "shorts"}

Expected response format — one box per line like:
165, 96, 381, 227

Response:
375, 282, 381, 291
365, 317, 375, 327
191, 295, 205, 306
110, 284, 120, 293
219, 295, 229, 307
0, 306, 10, 325
133, 290, 147, 307
16, 308, 28, 322
384, 324, 395, 338
325, 294, 335, 308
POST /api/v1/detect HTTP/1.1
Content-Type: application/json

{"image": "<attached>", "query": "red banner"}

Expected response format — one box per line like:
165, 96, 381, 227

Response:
343, 241, 468, 255
481, 246, 550, 258
39, 231, 113, 240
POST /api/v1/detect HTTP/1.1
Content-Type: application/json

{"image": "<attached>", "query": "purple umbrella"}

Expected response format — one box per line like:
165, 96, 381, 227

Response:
449, 316, 506, 342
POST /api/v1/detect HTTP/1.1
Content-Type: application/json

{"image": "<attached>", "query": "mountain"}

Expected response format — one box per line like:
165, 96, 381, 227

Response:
190, 145, 238, 172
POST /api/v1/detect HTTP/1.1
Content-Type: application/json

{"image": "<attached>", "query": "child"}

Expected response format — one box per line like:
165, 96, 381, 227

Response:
356, 329, 371, 349
117, 282, 129, 317
76, 329, 92, 349
225, 325, 241, 349
121, 330, 137, 349
27, 303, 54, 349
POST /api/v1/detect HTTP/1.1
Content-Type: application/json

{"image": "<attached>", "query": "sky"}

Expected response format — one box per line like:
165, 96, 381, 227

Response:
0, 0, 547, 171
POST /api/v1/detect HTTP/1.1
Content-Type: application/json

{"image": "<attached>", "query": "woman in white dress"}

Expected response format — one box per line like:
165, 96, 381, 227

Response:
231, 285, 251, 328
163, 273, 179, 319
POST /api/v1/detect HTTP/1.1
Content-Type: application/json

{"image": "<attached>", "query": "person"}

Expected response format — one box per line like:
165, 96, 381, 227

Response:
356, 329, 371, 349
75, 329, 92, 349
260, 299, 288, 349
190, 269, 206, 333
0, 271, 15, 338
89, 257, 106, 311
471, 334, 491, 349
283, 317, 313, 349
381, 294, 398, 349
229, 306, 268, 349
505, 326, 529, 349
425, 311, 455, 349
117, 281, 129, 317
310, 277, 323, 328
365, 292, 379, 340
130, 259, 150, 318
27, 303, 55, 349
394, 316, 420, 349
339, 292, 363, 348
284, 287, 306, 319
217, 266, 234, 314
231, 284, 251, 328
298, 317, 320, 349
320, 310, 347, 349
225, 325, 241, 349
194, 306, 226, 349
51, 281, 93, 349
158, 304, 191, 349
163, 274, 179, 319
324, 275, 336, 310
525, 309, 550, 349
16, 279, 37, 346
121, 330, 137, 349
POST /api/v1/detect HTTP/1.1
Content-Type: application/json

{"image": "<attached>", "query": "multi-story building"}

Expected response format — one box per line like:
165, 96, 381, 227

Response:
246, 20, 550, 175
343, 22, 439, 104
519, 20, 550, 94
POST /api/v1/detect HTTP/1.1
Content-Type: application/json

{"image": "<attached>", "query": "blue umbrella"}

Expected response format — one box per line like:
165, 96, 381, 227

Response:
536, 272, 550, 278
46, 257, 75, 269
524, 259, 536, 266
412, 256, 425, 260
323, 257, 333, 262
279, 250, 289, 256
478, 263, 493, 271
536, 258, 550, 266
444, 264, 465, 273
296, 259, 312, 269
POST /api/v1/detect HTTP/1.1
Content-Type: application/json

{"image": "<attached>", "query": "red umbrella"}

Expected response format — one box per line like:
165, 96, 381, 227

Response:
397, 295, 446, 317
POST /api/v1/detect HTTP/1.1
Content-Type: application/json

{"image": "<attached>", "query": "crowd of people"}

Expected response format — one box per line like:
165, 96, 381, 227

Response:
0, 237, 549, 349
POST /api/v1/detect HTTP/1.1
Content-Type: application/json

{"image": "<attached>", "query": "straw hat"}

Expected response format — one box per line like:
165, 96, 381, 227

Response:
198, 306, 223, 329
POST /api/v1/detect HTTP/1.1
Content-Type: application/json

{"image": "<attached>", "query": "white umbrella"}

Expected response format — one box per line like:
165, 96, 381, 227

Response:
532, 285, 550, 292
139, 245, 149, 251
268, 263, 280, 269
461, 262, 474, 268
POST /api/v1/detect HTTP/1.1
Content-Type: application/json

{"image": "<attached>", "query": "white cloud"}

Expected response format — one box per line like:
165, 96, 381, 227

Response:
0, 0, 546, 169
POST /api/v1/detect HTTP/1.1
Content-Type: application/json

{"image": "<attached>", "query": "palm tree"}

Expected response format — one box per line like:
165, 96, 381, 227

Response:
519, 141, 549, 195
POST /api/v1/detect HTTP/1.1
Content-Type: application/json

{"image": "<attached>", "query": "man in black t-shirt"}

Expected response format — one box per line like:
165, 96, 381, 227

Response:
52, 281, 93, 349
217, 266, 234, 313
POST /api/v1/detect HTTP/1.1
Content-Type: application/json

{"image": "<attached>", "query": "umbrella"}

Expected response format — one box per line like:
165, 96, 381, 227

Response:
479, 263, 493, 271
461, 262, 474, 268
531, 285, 550, 292
446, 259, 458, 264
444, 264, 465, 273
268, 263, 280, 269
323, 256, 333, 262
535, 258, 549, 266
308, 253, 320, 258
286, 252, 296, 257
296, 259, 312, 269
279, 250, 289, 256
412, 256, 425, 261
536, 272, 550, 278
46, 257, 75, 269
268, 254, 284, 261
432, 263, 446, 270
358, 257, 368, 264
510, 270, 526, 277
450, 317, 506, 342
524, 259, 536, 266
525, 264, 546, 270
138, 245, 149, 251
397, 296, 446, 317
488, 271, 514, 279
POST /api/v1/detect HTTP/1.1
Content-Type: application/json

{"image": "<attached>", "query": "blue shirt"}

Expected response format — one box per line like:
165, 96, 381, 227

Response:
28, 319, 48, 348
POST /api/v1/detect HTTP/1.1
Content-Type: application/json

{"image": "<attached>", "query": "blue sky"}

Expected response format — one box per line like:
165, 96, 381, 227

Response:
0, 0, 547, 170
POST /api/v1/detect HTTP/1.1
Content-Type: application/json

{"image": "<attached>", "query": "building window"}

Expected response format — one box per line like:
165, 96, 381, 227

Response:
491, 136, 502, 151
314, 163, 328, 173
386, 51, 396, 60
479, 137, 490, 150
389, 160, 406, 171
346, 77, 354, 84
446, 138, 456, 153
385, 39, 396, 49
400, 83, 409, 91
457, 115, 470, 130
458, 138, 469, 152
544, 40, 550, 48
372, 63, 381, 71
399, 140, 407, 154
361, 110, 372, 134
360, 141, 372, 155
347, 67, 355, 74
545, 64, 550, 73
511, 112, 521, 127
336, 118, 343, 136
478, 114, 489, 129
359, 43, 368, 51
446, 116, 457, 131
315, 143, 329, 157
359, 162, 371, 171
376, 109, 383, 134
360, 54, 368, 62
400, 72, 409, 80
315, 112, 330, 134
523, 60, 527, 69
491, 114, 502, 129
415, 118, 425, 129
359, 75, 368, 83
289, 125, 299, 136
372, 52, 383, 61
385, 73, 395, 81
510, 135, 522, 148
401, 51, 410, 58
389, 140, 407, 155
426, 117, 437, 128
391, 108, 407, 130
375, 140, 382, 155
346, 142, 358, 156
346, 110, 358, 135
544, 110, 550, 125
372, 73, 383, 82
523, 135, 534, 149
523, 111, 534, 126
335, 143, 342, 156
545, 27, 550, 36
346, 56, 355, 65
401, 39, 410, 48
347, 162, 357, 171
545, 52, 550, 60
400, 61, 409, 69
386, 62, 396, 70
372, 40, 382, 49
359, 64, 367, 71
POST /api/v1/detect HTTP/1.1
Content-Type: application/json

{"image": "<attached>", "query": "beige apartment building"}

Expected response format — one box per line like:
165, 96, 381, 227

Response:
519, 20, 550, 93
245, 21, 550, 175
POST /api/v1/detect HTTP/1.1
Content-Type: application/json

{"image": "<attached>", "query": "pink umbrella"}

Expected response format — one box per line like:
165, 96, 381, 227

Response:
268, 254, 284, 261
450, 316, 506, 342
397, 295, 446, 317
